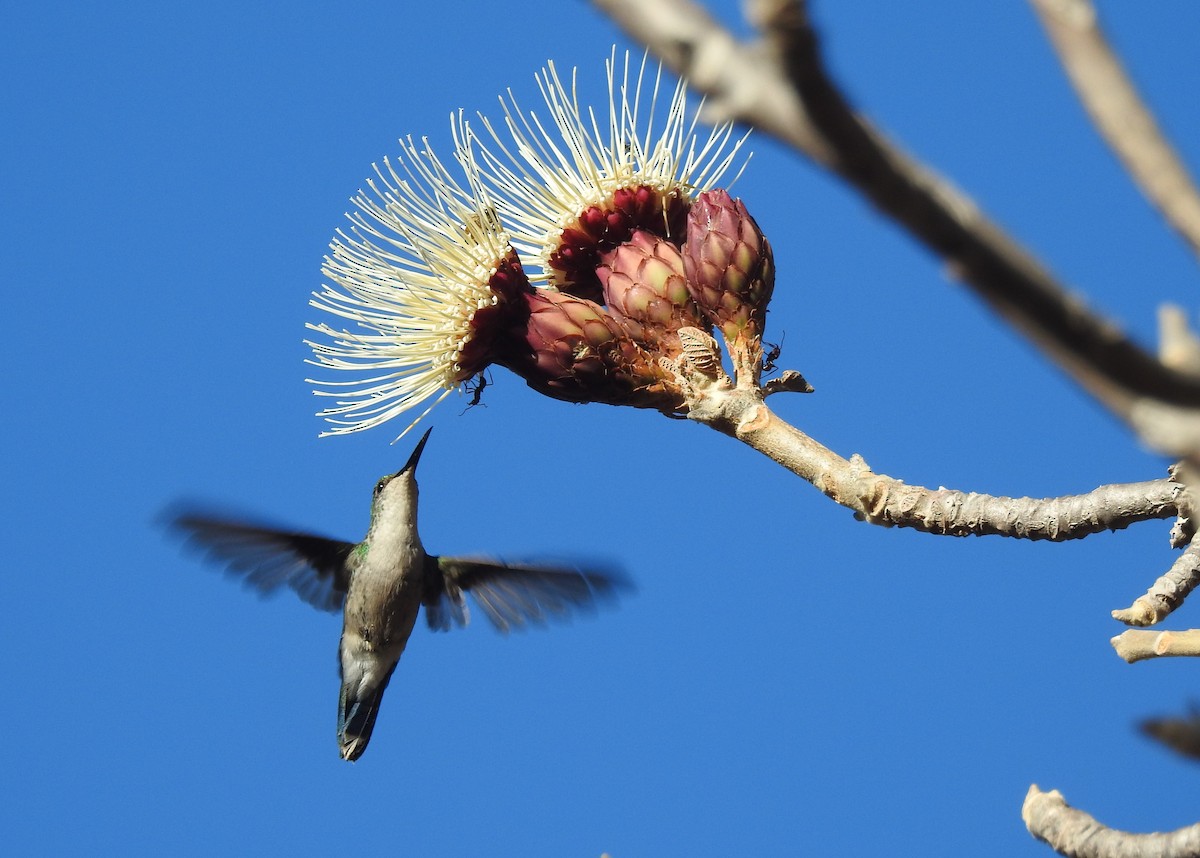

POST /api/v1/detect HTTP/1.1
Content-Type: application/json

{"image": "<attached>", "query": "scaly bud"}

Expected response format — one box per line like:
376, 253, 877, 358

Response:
682, 189, 775, 348
498, 289, 685, 413
597, 230, 707, 358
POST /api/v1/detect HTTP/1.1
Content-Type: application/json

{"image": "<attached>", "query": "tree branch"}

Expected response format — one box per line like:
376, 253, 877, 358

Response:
1111, 629, 1200, 664
665, 344, 1182, 537
1024, 784, 1200, 858
735, 399, 1175, 538
1112, 531, 1200, 626
1029, 0, 1200, 262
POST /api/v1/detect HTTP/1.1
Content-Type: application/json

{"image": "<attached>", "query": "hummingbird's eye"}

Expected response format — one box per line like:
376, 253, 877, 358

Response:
374, 477, 389, 496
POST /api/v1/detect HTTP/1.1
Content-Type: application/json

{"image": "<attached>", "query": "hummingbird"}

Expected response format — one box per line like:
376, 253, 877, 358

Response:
168, 428, 628, 761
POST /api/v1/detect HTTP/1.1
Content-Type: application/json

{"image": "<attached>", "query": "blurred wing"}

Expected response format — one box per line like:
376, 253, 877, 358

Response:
428, 556, 630, 633
421, 562, 468, 633
168, 508, 354, 613
1141, 713, 1200, 762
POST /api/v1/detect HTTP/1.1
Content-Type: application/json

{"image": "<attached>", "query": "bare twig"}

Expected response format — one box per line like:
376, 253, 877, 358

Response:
1168, 462, 1198, 548
749, 0, 1200, 451
1029, 0, 1200, 261
666, 346, 1183, 536
591, 0, 1200, 455
1024, 784, 1200, 858
1112, 629, 1200, 664
1112, 532, 1200, 626
734, 399, 1176, 538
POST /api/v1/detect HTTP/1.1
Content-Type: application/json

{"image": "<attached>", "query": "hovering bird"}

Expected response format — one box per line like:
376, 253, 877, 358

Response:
168, 428, 627, 761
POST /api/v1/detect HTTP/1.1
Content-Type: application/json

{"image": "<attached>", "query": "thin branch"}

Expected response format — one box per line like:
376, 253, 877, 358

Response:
749, 0, 1200, 450
665, 345, 1183, 537
1024, 784, 1200, 858
1112, 531, 1200, 626
734, 399, 1176, 538
1029, 0, 1200, 261
591, 0, 1200, 455
1167, 461, 1198, 548
683, 340, 1197, 595
1112, 629, 1200, 664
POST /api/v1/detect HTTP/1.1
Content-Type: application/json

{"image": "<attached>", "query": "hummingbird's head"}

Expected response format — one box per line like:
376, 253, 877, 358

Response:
369, 427, 432, 525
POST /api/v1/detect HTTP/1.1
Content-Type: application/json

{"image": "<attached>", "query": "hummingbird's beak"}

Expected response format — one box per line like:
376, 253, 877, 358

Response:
397, 427, 433, 476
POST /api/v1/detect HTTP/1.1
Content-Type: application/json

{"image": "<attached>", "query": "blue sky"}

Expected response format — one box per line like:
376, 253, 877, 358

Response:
4, 1, 1200, 855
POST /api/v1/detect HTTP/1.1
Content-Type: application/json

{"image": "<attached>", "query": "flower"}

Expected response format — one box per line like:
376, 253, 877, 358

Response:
306, 133, 533, 438
308, 53, 763, 439
471, 51, 749, 303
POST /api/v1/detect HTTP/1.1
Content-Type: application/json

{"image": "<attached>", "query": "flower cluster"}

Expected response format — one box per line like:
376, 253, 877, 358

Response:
307, 52, 775, 438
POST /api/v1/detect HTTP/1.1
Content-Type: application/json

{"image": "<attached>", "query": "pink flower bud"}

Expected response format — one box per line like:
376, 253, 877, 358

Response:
682, 189, 775, 345
597, 231, 706, 358
498, 289, 685, 413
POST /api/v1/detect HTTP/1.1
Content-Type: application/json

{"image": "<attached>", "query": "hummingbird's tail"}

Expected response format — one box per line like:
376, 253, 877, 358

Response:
337, 666, 397, 762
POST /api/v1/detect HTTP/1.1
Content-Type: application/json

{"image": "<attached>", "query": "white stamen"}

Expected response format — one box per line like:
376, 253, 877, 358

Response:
471, 49, 750, 286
